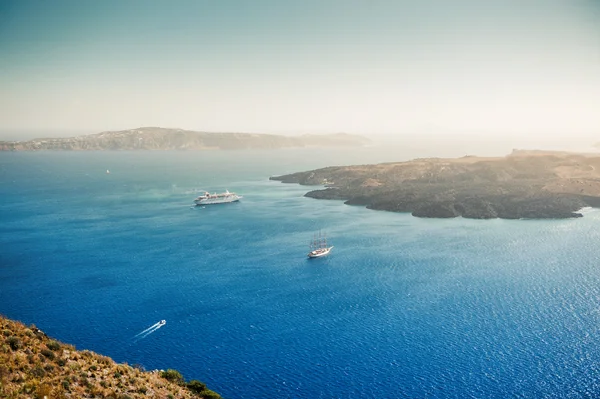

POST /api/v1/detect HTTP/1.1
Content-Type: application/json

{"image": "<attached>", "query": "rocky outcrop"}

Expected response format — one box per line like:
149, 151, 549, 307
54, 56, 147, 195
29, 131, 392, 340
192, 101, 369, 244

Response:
0, 315, 222, 399
0, 127, 370, 151
270, 151, 600, 219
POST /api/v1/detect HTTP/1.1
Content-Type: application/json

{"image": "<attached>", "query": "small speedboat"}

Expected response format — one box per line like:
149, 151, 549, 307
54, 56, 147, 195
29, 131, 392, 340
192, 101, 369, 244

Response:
159, 320, 166, 325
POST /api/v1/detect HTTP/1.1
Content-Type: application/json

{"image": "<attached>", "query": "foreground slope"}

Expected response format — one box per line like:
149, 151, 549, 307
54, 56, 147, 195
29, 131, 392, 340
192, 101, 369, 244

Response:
0, 127, 370, 151
270, 150, 600, 219
0, 316, 222, 399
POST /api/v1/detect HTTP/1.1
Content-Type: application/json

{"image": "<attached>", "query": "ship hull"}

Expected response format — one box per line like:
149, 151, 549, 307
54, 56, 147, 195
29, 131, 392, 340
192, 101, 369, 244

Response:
307, 246, 334, 258
194, 197, 241, 205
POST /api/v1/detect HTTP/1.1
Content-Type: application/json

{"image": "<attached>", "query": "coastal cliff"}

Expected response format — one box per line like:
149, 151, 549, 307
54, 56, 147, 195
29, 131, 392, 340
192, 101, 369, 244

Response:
270, 150, 600, 219
0, 127, 370, 151
0, 316, 222, 399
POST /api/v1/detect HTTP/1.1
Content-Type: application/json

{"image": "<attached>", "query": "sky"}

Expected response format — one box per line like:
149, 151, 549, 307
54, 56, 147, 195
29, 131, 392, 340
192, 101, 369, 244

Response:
0, 0, 599, 140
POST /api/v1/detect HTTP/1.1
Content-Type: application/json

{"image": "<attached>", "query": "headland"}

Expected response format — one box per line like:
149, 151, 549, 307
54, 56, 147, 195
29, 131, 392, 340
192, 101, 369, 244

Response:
270, 150, 600, 219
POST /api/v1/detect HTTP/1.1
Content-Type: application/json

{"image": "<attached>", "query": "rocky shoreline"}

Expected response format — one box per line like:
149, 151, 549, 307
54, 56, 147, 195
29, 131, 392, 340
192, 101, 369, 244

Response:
270, 150, 600, 220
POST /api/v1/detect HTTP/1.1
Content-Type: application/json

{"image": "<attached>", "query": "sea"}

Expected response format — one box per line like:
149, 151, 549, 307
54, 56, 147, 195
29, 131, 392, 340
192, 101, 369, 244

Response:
2, 146, 600, 399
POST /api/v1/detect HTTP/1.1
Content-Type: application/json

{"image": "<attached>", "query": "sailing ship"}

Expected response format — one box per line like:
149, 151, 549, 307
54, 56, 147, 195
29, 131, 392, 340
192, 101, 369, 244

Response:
307, 231, 333, 258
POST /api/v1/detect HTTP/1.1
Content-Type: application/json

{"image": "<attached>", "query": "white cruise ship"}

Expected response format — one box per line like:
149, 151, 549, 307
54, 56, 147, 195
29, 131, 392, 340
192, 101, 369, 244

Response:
194, 190, 242, 205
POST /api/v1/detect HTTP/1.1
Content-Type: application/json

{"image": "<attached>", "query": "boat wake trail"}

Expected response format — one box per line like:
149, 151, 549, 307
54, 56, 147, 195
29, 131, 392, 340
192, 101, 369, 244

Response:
133, 320, 166, 341
134, 322, 161, 337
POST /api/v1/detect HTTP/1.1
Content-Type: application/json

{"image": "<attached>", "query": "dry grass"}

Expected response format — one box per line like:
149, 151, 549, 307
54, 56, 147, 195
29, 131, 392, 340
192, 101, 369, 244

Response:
0, 315, 222, 399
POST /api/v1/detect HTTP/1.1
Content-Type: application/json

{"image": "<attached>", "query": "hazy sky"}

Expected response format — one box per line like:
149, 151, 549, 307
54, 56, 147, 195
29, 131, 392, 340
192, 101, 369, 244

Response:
0, 0, 598, 138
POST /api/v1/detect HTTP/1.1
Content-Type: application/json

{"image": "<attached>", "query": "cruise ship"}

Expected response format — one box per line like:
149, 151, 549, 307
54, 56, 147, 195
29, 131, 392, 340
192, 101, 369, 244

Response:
194, 190, 242, 205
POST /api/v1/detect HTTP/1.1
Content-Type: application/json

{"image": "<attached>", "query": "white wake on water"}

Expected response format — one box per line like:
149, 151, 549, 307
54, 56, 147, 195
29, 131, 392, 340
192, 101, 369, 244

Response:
134, 321, 161, 337
133, 321, 166, 341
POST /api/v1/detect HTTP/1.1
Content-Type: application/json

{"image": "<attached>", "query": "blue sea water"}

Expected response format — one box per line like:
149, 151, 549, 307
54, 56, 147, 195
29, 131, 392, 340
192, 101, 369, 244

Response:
2, 149, 600, 398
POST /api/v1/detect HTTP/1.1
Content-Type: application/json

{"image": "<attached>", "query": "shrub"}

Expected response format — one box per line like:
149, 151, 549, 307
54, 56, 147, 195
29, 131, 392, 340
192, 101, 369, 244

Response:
200, 389, 222, 399
187, 380, 207, 394
21, 381, 37, 394
7, 336, 21, 351
133, 363, 145, 371
36, 383, 52, 399
97, 355, 112, 365
57, 358, 66, 366
161, 369, 184, 384
31, 365, 45, 378
80, 376, 91, 388
46, 340, 61, 351
88, 386, 104, 397
41, 348, 55, 360
69, 362, 81, 371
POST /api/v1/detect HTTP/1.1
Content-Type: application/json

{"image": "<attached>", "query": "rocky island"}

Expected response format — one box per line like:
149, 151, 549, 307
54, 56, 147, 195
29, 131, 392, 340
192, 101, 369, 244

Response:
270, 150, 600, 219
0, 127, 370, 151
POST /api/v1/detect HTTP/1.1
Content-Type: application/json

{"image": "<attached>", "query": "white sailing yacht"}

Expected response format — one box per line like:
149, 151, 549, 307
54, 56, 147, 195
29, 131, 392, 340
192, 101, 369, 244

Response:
308, 231, 333, 258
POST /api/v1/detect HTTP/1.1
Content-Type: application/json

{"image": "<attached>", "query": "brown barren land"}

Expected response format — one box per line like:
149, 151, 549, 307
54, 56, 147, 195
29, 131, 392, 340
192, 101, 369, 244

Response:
270, 150, 600, 219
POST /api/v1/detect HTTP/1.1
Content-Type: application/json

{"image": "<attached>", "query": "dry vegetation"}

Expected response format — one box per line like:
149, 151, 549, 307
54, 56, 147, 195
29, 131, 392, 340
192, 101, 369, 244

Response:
0, 316, 222, 399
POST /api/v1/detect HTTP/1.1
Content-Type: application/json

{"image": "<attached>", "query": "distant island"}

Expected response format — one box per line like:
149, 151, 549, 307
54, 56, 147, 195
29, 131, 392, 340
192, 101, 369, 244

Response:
0, 315, 222, 398
0, 127, 370, 151
270, 150, 600, 219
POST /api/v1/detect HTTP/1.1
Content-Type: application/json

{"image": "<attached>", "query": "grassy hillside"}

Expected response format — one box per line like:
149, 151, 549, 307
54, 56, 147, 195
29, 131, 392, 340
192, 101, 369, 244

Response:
0, 316, 222, 399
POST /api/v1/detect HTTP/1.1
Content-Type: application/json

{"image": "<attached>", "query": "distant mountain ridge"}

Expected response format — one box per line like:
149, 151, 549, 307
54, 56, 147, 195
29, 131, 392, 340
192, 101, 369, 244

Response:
0, 127, 371, 151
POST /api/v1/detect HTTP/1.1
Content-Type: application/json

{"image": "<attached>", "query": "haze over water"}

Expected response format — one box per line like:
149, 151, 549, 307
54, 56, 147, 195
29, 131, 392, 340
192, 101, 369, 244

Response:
1, 0, 599, 141
3, 149, 600, 398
